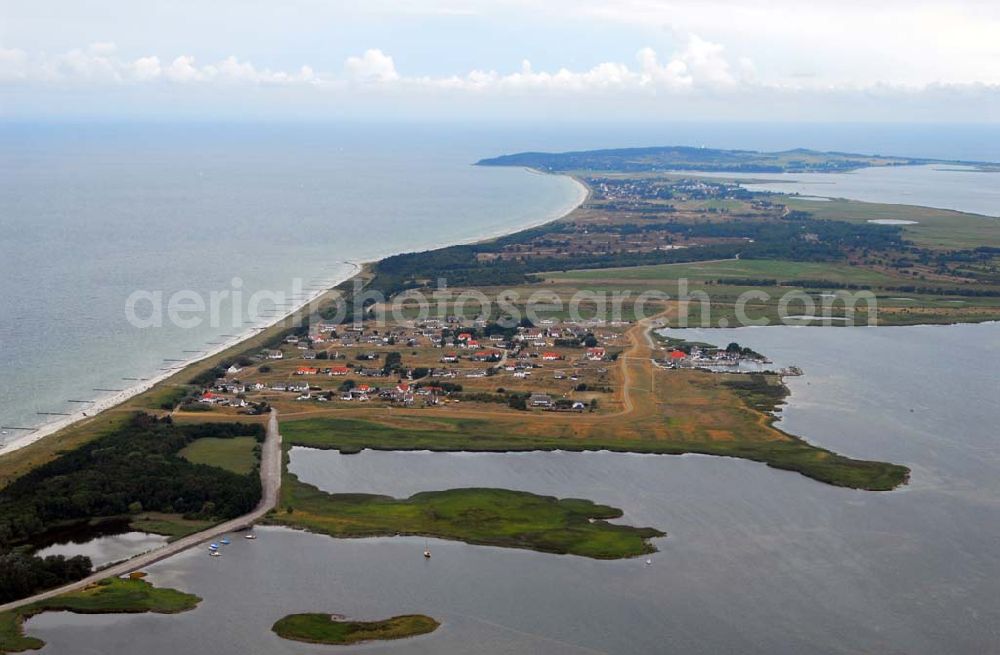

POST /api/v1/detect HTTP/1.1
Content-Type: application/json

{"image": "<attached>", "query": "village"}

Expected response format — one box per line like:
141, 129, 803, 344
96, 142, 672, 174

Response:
651, 337, 804, 377
187, 316, 629, 417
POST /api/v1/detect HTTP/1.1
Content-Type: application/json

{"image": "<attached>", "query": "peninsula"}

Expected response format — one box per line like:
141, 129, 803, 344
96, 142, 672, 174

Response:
5, 145, 1000, 611
476, 145, 1000, 173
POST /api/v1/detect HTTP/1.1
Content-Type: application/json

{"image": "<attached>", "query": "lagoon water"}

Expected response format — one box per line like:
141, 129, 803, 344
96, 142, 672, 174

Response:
34, 531, 167, 569
693, 164, 1000, 217
25, 322, 1000, 654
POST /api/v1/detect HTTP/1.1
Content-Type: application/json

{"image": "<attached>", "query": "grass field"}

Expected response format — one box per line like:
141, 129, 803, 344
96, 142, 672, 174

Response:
782, 196, 1000, 250
179, 436, 259, 475
0, 577, 200, 653
138, 385, 193, 411
129, 512, 216, 540
281, 409, 907, 491
538, 261, 1000, 327
547, 258, 903, 286
269, 476, 664, 559
272, 612, 439, 645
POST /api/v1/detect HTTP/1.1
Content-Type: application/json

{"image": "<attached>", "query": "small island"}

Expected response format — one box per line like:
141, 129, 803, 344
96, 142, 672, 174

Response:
270, 478, 665, 559
272, 612, 440, 646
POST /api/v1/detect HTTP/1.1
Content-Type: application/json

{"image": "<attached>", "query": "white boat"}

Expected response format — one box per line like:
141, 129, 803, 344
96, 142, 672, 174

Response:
244, 532, 256, 540
210, 551, 221, 557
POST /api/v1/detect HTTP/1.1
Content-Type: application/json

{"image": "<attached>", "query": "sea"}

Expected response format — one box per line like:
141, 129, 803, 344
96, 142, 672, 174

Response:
2, 122, 1000, 653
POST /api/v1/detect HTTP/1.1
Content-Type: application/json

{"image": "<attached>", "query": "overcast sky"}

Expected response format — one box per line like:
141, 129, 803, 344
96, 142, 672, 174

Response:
2, 0, 998, 121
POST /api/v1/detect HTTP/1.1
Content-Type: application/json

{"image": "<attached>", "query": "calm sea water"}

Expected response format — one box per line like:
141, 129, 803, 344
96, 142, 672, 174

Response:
24, 322, 1000, 654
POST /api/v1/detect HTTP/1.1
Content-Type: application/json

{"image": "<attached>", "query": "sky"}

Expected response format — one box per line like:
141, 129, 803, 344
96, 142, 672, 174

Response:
1, 0, 998, 122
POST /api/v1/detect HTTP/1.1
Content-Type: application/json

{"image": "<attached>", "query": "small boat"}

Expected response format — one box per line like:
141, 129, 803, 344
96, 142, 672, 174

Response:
209, 543, 219, 550
220, 537, 231, 545
244, 532, 256, 540
645, 559, 652, 566
423, 540, 431, 559
209, 551, 221, 557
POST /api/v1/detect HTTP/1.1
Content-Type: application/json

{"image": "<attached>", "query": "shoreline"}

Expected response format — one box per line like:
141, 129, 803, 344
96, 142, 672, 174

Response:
0, 267, 357, 457
0, 174, 588, 459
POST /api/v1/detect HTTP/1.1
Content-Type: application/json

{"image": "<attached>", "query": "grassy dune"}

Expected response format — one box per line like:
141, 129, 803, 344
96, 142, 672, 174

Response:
280, 392, 909, 491
272, 612, 439, 645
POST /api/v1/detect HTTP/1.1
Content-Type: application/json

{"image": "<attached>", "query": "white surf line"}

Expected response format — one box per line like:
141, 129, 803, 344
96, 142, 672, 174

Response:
0, 264, 360, 457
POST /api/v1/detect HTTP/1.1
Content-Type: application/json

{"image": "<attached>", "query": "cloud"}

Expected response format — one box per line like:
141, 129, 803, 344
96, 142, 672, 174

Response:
130, 56, 162, 81
3, 37, 750, 93
408, 36, 746, 94
344, 49, 399, 83
165, 55, 204, 83
0, 43, 318, 86
0, 47, 29, 82
1, 37, 996, 116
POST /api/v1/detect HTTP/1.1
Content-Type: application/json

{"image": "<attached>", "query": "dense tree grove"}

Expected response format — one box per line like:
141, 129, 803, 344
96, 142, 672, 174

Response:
0, 413, 264, 602
349, 212, 908, 307
0, 550, 92, 603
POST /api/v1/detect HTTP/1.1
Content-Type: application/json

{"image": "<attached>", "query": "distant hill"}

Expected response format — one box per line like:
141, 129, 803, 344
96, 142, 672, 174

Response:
475, 146, 989, 174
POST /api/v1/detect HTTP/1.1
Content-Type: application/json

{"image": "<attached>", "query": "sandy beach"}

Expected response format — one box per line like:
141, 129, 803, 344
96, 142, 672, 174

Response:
0, 271, 353, 457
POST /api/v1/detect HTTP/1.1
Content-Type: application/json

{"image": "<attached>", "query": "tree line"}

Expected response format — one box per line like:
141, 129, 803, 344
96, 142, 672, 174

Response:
0, 413, 264, 602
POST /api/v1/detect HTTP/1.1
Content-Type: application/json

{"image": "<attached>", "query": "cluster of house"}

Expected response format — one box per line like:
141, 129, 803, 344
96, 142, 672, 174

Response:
329, 381, 450, 405
198, 391, 250, 407
299, 318, 621, 350
256, 319, 621, 369
194, 318, 619, 411
294, 365, 351, 376
197, 377, 268, 407
527, 392, 587, 411
659, 345, 768, 369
